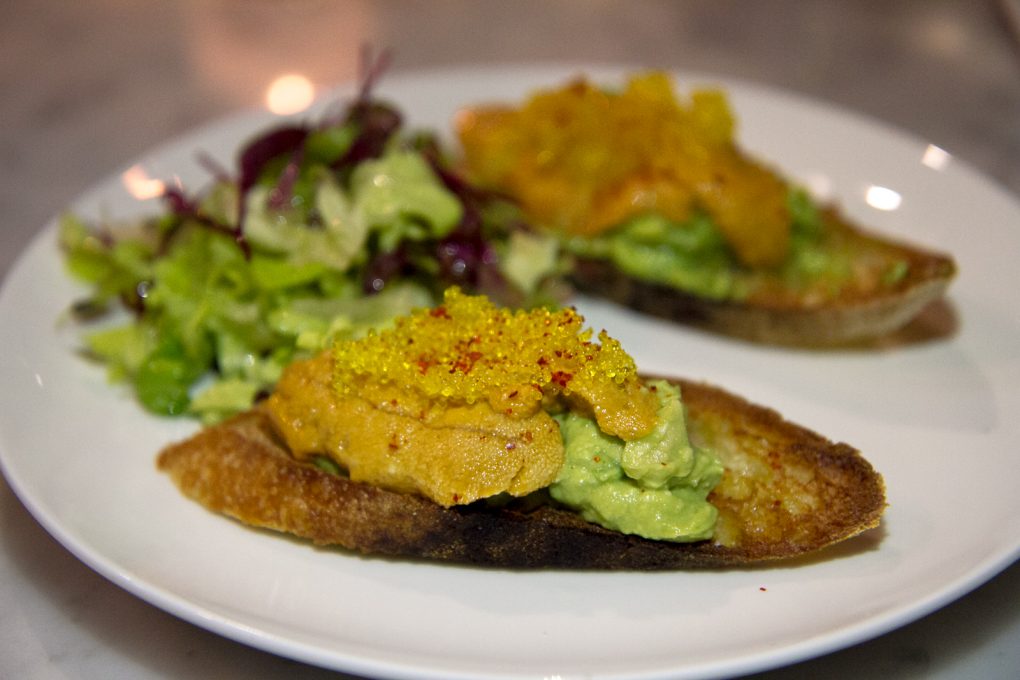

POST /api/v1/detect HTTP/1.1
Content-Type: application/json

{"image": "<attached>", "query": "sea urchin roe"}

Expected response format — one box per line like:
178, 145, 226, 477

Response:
457, 71, 791, 267
266, 289, 659, 508
333, 287, 659, 440
267, 350, 564, 507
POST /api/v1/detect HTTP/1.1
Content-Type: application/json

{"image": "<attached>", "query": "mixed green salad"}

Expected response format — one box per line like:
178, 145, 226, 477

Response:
60, 75, 563, 421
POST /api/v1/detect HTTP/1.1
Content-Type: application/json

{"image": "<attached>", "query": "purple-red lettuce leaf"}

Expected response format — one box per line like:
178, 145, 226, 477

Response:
234, 126, 310, 252
331, 101, 402, 171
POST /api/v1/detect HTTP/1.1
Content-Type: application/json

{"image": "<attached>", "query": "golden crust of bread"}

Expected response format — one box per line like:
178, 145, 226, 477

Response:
571, 211, 956, 346
156, 378, 885, 569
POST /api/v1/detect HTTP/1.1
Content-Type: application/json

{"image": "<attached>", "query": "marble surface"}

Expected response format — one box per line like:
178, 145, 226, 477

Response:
2, 1, 1019, 678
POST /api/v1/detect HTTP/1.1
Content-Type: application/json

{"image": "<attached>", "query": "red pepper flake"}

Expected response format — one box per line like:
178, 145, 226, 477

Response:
452, 350, 484, 374
551, 370, 572, 388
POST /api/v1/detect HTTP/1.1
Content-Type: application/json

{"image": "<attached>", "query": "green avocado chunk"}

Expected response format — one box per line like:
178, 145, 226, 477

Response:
549, 380, 723, 542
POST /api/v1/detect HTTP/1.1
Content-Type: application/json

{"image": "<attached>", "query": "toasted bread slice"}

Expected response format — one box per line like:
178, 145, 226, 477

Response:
455, 74, 956, 346
572, 210, 956, 346
157, 378, 885, 569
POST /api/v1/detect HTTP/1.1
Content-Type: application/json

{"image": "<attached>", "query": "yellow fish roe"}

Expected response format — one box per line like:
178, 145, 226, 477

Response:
457, 71, 791, 267
333, 288, 658, 440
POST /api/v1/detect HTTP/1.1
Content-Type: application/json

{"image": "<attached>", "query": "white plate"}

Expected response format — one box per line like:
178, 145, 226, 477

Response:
2, 65, 1019, 680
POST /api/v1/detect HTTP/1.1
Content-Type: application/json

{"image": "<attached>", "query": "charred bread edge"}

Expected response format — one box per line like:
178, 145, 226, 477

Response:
157, 378, 885, 570
570, 216, 956, 346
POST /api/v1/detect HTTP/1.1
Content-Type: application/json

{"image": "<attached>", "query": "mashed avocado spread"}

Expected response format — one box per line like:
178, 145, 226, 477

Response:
266, 288, 722, 542
552, 379, 722, 541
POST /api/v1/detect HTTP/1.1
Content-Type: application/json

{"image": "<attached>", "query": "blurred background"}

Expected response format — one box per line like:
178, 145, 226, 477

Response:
2, 1, 1019, 678
5, 0, 1019, 279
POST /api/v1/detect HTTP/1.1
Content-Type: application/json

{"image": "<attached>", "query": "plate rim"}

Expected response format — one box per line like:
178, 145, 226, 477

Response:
2, 63, 1019, 680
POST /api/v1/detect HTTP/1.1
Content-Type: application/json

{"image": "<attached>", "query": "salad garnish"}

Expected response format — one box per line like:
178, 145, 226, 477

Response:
60, 54, 564, 421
